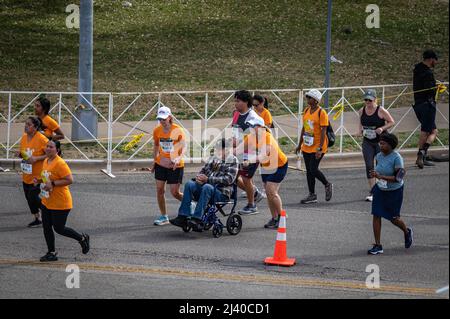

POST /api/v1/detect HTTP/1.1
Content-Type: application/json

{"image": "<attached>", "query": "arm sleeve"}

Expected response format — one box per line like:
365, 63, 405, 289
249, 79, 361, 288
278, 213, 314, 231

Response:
39, 134, 49, 153
58, 161, 72, 179
153, 127, 159, 146
394, 154, 404, 170
266, 111, 273, 127
47, 117, 60, 131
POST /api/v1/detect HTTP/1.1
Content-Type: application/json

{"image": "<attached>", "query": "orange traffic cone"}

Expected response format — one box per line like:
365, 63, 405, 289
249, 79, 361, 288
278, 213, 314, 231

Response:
264, 210, 296, 267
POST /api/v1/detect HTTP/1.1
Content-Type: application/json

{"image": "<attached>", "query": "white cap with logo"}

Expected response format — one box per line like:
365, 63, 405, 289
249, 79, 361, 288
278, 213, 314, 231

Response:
156, 106, 172, 120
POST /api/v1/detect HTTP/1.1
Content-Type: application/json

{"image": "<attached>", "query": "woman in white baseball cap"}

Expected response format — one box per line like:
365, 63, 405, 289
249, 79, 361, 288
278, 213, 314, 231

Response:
295, 90, 333, 204
150, 106, 186, 226
242, 115, 288, 229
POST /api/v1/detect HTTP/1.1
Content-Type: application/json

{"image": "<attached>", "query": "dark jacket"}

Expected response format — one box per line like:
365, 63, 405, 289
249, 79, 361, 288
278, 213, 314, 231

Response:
413, 62, 436, 104
199, 154, 239, 198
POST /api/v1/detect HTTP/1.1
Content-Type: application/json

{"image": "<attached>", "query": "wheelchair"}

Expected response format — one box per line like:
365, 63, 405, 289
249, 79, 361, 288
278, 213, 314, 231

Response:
182, 183, 242, 238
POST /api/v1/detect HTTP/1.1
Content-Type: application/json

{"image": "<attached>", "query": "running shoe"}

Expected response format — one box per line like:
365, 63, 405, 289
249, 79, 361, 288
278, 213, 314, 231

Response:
325, 183, 333, 202
365, 194, 373, 202
27, 218, 42, 228
80, 233, 90, 254
254, 190, 267, 203
367, 244, 384, 255
40, 252, 58, 262
154, 215, 170, 226
238, 204, 259, 215
423, 159, 435, 167
264, 218, 279, 229
169, 216, 188, 228
416, 152, 424, 169
300, 193, 317, 204
405, 227, 414, 249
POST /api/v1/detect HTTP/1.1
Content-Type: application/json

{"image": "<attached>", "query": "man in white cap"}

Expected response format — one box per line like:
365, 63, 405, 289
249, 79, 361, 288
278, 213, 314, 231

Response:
295, 89, 333, 204
150, 106, 186, 225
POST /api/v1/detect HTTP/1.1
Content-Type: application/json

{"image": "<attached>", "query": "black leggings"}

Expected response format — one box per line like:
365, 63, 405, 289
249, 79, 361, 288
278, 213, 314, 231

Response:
362, 139, 380, 179
41, 205, 83, 253
302, 152, 329, 194
23, 182, 41, 215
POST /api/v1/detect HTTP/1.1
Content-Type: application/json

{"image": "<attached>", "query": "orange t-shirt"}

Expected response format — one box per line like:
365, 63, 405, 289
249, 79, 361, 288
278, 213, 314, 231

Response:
153, 123, 185, 168
256, 108, 273, 127
245, 129, 288, 170
20, 132, 48, 184
301, 107, 329, 154
40, 115, 60, 139
41, 156, 73, 210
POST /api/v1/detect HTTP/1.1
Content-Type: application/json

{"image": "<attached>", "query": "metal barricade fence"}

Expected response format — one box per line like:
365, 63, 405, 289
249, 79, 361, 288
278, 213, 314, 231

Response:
0, 83, 448, 175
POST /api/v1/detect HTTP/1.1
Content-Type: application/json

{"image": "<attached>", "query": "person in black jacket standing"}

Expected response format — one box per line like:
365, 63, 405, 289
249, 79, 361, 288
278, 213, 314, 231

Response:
413, 50, 439, 169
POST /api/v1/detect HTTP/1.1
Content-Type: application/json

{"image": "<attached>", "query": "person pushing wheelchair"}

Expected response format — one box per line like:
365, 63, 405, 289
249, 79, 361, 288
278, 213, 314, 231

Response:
170, 138, 238, 229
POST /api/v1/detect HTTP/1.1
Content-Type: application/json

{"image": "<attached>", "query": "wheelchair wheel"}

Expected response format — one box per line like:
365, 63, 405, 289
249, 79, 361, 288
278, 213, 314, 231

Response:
212, 225, 223, 238
226, 214, 242, 235
182, 224, 191, 233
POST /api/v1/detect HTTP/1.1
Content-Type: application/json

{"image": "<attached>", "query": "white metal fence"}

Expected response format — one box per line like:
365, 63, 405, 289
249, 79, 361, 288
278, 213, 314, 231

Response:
0, 82, 448, 175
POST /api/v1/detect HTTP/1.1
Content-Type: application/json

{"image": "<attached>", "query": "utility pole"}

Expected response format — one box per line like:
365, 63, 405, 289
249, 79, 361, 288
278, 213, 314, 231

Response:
324, 0, 332, 109
72, 0, 97, 141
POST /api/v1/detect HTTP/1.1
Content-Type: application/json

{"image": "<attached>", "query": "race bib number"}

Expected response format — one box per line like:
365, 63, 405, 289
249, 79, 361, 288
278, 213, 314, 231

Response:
376, 179, 388, 189
21, 160, 32, 175
303, 133, 314, 147
363, 127, 377, 140
160, 138, 174, 153
39, 183, 50, 199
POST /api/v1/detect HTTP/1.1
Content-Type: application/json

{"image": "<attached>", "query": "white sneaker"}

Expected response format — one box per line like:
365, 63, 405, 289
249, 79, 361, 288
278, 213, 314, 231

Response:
365, 195, 373, 202
240, 191, 247, 198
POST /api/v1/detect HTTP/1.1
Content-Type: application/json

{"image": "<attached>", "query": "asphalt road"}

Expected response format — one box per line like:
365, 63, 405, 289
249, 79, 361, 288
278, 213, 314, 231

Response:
0, 162, 448, 299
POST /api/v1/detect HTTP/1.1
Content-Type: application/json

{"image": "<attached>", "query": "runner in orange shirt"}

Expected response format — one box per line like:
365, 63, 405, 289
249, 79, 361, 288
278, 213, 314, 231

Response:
244, 115, 288, 229
19, 117, 48, 227
150, 106, 186, 226
34, 97, 65, 141
33, 140, 89, 262
295, 89, 333, 204
253, 94, 274, 128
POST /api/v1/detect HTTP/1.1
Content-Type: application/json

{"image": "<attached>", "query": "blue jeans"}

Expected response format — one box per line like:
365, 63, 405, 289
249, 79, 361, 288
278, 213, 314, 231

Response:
178, 180, 228, 219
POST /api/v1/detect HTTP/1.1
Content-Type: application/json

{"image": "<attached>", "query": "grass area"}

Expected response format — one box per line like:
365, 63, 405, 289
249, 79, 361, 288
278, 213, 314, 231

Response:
0, 0, 448, 94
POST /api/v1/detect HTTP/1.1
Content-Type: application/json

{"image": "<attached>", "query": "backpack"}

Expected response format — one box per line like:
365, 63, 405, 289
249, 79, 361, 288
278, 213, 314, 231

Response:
312, 107, 335, 148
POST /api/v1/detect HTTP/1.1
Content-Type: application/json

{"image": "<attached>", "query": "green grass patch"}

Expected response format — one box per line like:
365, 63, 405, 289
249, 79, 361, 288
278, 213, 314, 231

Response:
0, 0, 448, 94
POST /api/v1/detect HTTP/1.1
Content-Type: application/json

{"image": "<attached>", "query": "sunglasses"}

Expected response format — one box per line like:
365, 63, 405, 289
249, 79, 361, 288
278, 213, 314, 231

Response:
364, 99, 374, 102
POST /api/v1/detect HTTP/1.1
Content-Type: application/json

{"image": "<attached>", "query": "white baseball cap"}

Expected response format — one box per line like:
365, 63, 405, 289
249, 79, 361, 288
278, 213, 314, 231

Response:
156, 106, 172, 120
245, 114, 265, 127
305, 89, 323, 102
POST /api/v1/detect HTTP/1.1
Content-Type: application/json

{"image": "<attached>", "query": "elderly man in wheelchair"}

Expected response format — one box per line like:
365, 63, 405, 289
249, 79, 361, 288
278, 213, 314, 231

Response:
169, 138, 242, 237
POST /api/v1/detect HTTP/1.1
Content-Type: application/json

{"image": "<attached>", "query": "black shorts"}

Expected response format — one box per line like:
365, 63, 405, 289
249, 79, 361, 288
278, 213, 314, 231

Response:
154, 163, 184, 184
261, 162, 288, 184
238, 163, 259, 179
413, 101, 437, 134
